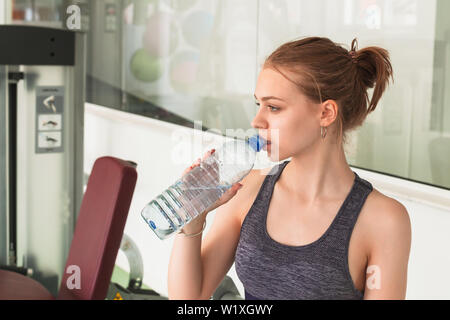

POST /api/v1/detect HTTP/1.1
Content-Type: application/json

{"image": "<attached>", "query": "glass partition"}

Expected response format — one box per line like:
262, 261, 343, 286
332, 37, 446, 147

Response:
86, 0, 258, 134
256, 0, 450, 189
7, 0, 450, 189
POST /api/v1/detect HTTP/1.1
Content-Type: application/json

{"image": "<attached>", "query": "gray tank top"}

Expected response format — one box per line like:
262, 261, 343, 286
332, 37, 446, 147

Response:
235, 160, 373, 300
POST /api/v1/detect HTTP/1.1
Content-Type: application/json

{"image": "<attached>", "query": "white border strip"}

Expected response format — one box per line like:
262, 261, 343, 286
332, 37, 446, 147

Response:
86, 103, 450, 212
352, 167, 450, 212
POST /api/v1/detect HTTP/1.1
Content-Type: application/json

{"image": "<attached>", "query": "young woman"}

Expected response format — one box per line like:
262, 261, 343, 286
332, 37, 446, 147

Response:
168, 37, 412, 300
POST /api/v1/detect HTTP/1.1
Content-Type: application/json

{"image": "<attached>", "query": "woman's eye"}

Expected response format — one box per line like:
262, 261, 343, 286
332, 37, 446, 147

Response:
268, 106, 279, 112
255, 102, 279, 112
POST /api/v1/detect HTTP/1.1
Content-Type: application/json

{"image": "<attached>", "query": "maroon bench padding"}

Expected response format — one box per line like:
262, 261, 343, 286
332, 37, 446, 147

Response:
0, 270, 55, 300
0, 156, 138, 300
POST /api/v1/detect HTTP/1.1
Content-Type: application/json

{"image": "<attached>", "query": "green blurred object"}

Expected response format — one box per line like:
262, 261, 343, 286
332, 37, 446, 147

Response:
130, 48, 164, 82
110, 265, 153, 290
108, 265, 166, 300
110, 265, 130, 289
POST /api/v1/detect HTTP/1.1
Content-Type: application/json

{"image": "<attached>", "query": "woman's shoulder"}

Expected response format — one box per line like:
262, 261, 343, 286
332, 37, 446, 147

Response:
363, 188, 410, 222
358, 187, 412, 250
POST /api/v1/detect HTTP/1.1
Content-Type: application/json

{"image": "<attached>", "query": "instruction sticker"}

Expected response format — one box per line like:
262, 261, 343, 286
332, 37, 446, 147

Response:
35, 86, 64, 154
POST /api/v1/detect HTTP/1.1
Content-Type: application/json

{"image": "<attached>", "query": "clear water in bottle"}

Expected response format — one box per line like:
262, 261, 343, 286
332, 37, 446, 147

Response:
141, 134, 266, 240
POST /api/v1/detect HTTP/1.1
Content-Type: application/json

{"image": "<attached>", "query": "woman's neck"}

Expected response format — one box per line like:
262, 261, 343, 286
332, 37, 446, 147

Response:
278, 142, 355, 205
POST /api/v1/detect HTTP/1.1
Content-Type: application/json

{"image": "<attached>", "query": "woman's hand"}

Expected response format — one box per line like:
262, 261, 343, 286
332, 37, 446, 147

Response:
182, 148, 244, 218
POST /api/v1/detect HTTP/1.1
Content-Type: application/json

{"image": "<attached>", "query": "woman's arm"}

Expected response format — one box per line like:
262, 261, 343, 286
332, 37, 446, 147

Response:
363, 197, 412, 300
167, 151, 256, 300
167, 211, 208, 299
167, 197, 244, 300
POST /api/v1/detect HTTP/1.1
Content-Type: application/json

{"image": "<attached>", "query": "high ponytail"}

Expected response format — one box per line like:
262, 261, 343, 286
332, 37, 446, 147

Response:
350, 38, 394, 114
264, 36, 394, 143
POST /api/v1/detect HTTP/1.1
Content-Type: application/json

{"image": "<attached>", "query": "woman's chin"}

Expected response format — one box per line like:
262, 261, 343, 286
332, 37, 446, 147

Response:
267, 147, 281, 161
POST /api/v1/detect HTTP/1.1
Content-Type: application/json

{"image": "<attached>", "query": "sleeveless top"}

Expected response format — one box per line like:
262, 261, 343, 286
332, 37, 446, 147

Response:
235, 160, 373, 300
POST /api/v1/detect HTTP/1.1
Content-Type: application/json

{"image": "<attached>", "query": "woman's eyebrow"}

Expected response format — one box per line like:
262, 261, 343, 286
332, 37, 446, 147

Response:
254, 94, 286, 102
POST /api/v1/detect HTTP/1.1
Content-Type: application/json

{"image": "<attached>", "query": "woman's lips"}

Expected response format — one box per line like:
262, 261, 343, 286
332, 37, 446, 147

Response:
263, 141, 272, 151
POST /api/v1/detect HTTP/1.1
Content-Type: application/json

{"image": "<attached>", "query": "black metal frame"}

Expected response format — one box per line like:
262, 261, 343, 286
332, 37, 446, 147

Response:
0, 25, 75, 66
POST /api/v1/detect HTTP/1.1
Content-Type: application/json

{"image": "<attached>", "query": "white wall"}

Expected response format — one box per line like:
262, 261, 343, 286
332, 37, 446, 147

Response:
85, 103, 450, 300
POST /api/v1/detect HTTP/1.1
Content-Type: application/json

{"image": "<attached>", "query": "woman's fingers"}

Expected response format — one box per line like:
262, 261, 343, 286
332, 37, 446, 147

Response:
207, 182, 244, 212
202, 148, 215, 161
182, 149, 215, 176
182, 158, 200, 175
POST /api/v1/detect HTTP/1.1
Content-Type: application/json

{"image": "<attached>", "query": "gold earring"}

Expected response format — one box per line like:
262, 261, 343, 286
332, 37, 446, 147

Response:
321, 126, 328, 139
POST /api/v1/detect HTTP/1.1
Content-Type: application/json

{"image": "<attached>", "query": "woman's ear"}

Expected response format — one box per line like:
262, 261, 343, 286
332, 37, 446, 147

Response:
319, 99, 339, 127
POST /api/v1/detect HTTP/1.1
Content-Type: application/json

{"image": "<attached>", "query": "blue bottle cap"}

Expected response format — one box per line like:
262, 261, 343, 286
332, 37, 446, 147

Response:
247, 134, 266, 152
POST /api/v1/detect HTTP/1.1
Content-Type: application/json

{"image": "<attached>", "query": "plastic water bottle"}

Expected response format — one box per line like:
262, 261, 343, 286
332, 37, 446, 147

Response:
141, 134, 266, 240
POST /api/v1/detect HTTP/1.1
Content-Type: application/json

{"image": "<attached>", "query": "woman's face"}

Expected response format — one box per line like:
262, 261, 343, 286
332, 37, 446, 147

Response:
252, 67, 322, 161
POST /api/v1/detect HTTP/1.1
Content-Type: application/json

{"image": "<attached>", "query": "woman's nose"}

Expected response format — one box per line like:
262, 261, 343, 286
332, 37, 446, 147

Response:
251, 110, 267, 129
